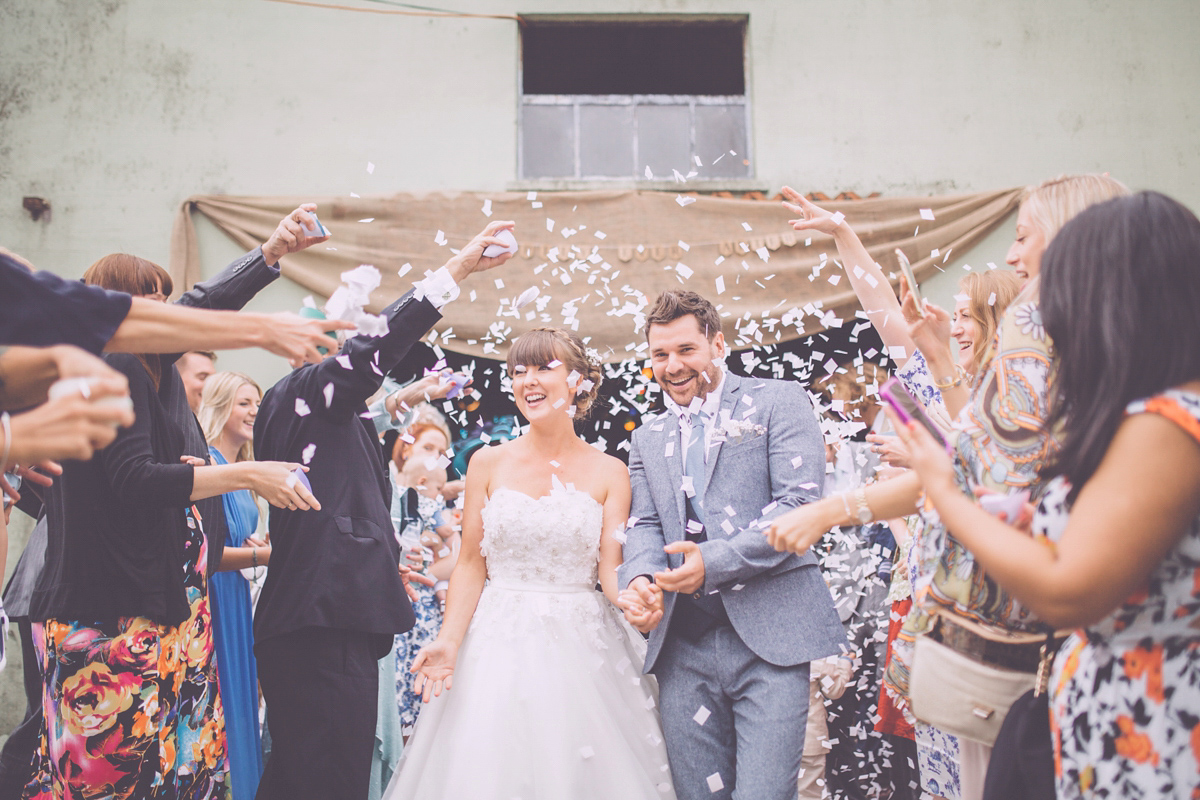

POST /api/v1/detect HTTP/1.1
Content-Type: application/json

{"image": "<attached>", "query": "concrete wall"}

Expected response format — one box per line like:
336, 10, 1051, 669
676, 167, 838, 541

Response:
1, 0, 1198, 730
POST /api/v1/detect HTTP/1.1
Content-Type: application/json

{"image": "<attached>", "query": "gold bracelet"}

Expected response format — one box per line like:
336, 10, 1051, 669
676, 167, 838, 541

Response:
932, 365, 967, 390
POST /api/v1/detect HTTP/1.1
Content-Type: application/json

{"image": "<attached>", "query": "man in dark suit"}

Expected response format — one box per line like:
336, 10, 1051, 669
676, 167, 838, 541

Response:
252, 220, 515, 800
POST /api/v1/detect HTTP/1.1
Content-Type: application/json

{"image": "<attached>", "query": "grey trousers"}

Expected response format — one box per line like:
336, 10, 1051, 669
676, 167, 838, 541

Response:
654, 624, 811, 800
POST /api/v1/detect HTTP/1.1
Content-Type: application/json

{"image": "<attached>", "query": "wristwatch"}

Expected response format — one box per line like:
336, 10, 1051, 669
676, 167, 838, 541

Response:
852, 487, 874, 525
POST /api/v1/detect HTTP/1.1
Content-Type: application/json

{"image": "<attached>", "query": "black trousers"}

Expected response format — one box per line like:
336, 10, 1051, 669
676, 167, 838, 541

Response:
255, 627, 380, 800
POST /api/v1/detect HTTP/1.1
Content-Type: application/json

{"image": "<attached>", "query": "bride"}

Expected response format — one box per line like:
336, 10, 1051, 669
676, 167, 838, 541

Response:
383, 327, 676, 799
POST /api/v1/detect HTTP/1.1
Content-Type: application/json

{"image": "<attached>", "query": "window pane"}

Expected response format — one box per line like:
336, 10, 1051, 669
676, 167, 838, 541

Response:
521, 104, 575, 178
636, 104, 690, 179
695, 105, 749, 178
579, 105, 634, 178
522, 19, 746, 95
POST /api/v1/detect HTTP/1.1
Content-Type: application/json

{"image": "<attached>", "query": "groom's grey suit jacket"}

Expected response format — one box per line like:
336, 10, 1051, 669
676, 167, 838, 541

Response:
618, 372, 846, 672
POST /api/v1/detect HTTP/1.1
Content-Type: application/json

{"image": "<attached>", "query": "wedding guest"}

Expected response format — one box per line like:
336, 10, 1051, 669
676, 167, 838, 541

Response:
769, 174, 1130, 799
179, 350, 217, 414
23, 255, 317, 799
251, 220, 514, 800
898, 191, 1200, 800
199, 371, 275, 800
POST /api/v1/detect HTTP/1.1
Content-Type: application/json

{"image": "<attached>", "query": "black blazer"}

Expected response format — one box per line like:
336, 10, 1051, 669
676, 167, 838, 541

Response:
28, 247, 279, 626
168, 246, 280, 574
33, 354, 196, 626
252, 290, 441, 657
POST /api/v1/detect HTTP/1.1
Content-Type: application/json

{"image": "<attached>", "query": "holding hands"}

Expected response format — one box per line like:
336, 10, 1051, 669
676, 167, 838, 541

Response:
617, 575, 665, 633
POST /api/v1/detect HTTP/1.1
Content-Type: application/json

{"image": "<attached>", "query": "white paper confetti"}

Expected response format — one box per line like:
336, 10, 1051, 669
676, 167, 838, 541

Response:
301, 443, 316, 464
481, 198, 492, 217
366, 162, 375, 174
693, 706, 711, 725
294, 398, 311, 417
323, 383, 334, 408
919, 208, 935, 220
707, 773, 724, 793
676, 195, 696, 207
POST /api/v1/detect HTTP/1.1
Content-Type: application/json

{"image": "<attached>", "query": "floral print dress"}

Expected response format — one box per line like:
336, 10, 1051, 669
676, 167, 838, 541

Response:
24, 507, 230, 799
1040, 390, 1200, 799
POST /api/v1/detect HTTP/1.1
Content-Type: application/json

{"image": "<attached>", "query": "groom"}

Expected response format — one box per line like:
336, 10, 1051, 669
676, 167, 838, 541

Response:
618, 289, 846, 800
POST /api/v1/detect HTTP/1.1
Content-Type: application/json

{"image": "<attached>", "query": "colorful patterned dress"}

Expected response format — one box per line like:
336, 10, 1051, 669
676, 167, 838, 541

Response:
24, 507, 230, 799
885, 286, 1054, 703
1040, 390, 1200, 799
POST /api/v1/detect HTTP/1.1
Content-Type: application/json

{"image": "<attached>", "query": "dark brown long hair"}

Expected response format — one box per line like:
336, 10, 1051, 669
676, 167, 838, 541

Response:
83, 254, 174, 389
1040, 192, 1200, 499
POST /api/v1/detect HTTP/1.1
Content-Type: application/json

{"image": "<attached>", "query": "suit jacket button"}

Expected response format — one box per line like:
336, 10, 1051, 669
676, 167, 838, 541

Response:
692, 591, 702, 600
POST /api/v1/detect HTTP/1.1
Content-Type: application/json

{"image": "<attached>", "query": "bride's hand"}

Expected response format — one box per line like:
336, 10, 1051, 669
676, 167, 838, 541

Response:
411, 639, 458, 702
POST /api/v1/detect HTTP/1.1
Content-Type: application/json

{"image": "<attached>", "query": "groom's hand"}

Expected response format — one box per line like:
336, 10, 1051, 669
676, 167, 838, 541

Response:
618, 577, 663, 633
654, 541, 706, 595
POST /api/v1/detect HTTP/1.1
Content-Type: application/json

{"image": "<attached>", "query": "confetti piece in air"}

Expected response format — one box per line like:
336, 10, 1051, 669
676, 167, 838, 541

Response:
741, 222, 753, 231
791, 455, 804, 468
594, 230, 607, 239
481, 199, 492, 217
676, 264, 694, 279
830, 211, 846, 225
644, 165, 653, 179
398, 263, 412, 277
988, 292, 997, 306
335, 354, 352, 370
919, 208, 935, 220
295, 398, 311, 417
527, 191, 537, 200
531, 201, 543, 208
693, 706, 711, 725
494, 278, 505, 289
323, 383, 334, 408
546, 218, 555, 232
435, 230, 447, 246
676, 195, 696, 207
301, 443, 316, 464
678, 240, 690, 252
515, 286, 540, 309
285, 473, 298, 489
366, 162, 375, 174
931, 248, 940, 258
693, 154, 703, 167
359, 218, 375, 223
715, 276, 725, 295
707, 773, 724, 793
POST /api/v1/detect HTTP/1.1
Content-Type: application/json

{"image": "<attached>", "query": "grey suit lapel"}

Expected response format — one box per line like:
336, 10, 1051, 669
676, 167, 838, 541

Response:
702, 373, 741, 498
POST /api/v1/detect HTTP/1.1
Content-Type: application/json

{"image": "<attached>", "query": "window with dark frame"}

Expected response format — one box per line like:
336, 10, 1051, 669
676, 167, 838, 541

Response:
519, 16, 750, 182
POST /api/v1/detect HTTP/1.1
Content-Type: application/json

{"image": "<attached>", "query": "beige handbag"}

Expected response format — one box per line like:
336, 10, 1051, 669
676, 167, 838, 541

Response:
908, 611, 1055, 746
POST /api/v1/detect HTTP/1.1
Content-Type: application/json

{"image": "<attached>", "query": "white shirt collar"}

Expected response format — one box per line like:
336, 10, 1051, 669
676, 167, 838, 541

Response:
664, 367, 727, 424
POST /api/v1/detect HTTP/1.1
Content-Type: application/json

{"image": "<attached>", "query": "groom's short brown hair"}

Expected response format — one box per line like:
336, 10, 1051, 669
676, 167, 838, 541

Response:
645, 290, 722, 341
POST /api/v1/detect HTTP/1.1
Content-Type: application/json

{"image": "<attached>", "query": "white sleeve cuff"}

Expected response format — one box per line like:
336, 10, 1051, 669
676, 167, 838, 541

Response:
413, 266, 460, 310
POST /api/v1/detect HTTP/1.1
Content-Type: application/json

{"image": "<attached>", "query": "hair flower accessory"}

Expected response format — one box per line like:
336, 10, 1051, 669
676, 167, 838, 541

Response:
584, 347, 603, 369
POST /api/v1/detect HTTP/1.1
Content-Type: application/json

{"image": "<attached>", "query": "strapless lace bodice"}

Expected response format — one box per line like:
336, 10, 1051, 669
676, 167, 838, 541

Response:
480, 483, 603, 587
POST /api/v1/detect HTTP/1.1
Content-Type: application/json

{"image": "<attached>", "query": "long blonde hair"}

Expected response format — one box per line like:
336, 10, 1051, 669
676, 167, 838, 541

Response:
960, 270, 1024, 377
1021, 173, 1131, 243
198, 371, 262, 462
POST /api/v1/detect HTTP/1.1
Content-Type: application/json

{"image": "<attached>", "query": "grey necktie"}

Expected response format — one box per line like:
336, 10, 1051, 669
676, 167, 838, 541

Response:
683, 409, 711, 528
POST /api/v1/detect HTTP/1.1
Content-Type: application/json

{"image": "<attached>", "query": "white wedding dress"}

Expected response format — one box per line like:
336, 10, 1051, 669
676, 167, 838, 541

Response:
383, 481, 676, 800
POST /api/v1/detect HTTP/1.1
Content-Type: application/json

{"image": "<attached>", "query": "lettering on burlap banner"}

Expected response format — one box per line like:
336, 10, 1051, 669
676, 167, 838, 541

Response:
170, 188, 1020, 362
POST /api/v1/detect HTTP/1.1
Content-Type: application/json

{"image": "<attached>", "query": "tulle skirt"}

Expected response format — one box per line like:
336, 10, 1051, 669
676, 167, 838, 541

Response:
384, 579, 676, 800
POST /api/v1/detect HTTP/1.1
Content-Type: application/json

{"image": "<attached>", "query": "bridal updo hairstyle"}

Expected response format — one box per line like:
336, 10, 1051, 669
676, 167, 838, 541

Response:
506, 327, 604, 420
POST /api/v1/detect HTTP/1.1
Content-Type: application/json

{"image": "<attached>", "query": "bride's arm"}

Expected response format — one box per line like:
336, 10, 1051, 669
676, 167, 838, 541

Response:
597, 456, 633, 607
411, 446, 495, 701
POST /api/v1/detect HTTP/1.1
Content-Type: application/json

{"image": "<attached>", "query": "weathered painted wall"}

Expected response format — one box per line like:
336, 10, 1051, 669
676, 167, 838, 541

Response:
2, 0, 1198, 731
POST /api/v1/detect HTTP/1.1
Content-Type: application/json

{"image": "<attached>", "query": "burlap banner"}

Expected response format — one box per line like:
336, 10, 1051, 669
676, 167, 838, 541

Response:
170, 188, 1020, 362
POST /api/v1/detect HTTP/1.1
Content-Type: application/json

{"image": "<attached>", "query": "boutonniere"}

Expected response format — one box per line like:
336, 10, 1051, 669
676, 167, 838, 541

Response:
710, 415, 766, 445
